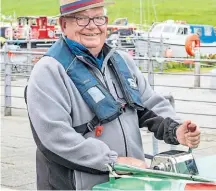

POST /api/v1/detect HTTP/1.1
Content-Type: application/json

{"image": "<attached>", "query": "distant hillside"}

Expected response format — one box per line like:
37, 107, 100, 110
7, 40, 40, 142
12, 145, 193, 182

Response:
1, 0, 216, 25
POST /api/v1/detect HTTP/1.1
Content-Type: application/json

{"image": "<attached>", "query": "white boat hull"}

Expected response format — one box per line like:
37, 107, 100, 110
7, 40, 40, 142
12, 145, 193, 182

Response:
135, 38, 216, 57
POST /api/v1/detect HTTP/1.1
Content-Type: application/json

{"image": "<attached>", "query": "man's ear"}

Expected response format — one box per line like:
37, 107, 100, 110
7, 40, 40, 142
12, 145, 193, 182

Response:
59, 17, 66, 31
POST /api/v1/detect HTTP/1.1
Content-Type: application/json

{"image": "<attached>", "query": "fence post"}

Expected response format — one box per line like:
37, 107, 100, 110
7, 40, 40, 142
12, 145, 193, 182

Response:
147, 32, 159, 155
148, 60, 154, 88
147, 33, 151, 71
194, 47, 201, 87
117, 32, 121, 48
26, 40, 32, 80
159, 35, 164, 72
4, 43, 12, 116
148, 55, 158, 155
135, 49, 141, 71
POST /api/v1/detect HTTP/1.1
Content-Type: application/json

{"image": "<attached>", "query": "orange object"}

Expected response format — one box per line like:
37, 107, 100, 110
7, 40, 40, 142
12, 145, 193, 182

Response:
95, 126, 104, 137
185, 34, 200, 56
7, 51, 15, 57
185, 183, 216, 190
165, 48, 173, 58
184, 60, 195, 64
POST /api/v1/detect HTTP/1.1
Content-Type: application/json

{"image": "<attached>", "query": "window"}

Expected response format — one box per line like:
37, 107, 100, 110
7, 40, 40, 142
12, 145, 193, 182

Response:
31, 19, 37, 26
18, 18, 25, 26
151, 25, 163, 33
184, 28, 188, 34
177, 27, 188, 35
163, 26, 176, 33
194, 28, 202, 36
204, 26, 212, 36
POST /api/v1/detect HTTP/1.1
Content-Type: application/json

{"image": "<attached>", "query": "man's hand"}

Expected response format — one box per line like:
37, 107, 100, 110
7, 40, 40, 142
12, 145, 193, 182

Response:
117, 157, 148, 169
176, 120, 201, 148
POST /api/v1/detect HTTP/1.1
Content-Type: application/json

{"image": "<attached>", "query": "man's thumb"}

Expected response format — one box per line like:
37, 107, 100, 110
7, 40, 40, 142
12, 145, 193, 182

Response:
182, 120, 191, 130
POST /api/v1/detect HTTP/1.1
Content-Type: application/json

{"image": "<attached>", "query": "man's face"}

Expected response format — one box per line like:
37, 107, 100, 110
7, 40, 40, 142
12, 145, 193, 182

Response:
62, 7, 107, 52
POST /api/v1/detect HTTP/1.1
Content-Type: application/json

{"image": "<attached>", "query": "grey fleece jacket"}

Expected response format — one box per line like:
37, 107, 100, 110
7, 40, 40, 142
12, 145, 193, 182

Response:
26, 47, 182, 190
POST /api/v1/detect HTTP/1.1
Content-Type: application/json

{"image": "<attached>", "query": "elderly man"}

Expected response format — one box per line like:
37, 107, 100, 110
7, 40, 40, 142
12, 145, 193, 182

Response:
25, 0, 200, 190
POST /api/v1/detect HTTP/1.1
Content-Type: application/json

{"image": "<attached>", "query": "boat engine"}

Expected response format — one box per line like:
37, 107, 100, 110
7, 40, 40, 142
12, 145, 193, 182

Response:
151, 150, 199, 175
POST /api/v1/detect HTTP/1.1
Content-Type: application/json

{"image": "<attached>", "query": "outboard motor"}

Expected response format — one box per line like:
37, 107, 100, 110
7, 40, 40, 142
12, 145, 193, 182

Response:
151, 150, 199, 175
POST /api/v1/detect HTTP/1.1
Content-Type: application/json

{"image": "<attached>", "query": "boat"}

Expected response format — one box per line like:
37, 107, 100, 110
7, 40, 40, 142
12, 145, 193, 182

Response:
93, 152, 216, 190
134, 20, 216, 58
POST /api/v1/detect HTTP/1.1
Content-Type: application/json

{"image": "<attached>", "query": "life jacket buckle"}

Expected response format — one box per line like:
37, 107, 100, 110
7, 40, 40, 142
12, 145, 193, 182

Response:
87, 122, 94, 132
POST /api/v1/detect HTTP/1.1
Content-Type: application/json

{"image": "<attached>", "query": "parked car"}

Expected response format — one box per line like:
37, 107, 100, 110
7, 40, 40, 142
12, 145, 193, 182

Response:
106, 29, 135, 48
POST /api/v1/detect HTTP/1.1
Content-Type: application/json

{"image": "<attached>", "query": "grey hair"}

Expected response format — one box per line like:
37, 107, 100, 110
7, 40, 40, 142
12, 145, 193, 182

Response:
103, 8, 107, 16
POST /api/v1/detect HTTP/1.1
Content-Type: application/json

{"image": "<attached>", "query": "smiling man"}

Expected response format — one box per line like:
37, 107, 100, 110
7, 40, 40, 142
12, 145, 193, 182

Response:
61, 8, 107, 57
25, 0, 201, 190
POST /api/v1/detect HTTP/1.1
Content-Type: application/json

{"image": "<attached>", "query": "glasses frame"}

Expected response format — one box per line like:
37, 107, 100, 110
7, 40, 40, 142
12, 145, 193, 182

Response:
64, 15, 108, 27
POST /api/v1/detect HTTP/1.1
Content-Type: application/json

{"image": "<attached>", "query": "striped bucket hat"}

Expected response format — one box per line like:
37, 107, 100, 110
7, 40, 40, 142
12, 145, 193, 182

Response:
58, 0, 114, 17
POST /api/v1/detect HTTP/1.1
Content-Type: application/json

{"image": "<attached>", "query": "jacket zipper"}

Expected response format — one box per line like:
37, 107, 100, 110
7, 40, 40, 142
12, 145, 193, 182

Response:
79, 57, 109, 90
88, 68, 110, 92
80, 57, 121, 110
104, 62, 128, 156
117, 116, 128, 156
80, 57, 128, 156
102, 67, 128, 156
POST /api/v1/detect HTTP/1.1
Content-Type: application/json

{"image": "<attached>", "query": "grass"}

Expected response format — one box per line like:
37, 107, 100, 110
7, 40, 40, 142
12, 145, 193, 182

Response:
1, 0, 216, 26
162, 67, 215, 73
155, 61, 216, 73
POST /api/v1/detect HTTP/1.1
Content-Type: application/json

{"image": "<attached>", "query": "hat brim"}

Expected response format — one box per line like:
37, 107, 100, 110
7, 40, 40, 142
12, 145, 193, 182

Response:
54, 1, 114, 18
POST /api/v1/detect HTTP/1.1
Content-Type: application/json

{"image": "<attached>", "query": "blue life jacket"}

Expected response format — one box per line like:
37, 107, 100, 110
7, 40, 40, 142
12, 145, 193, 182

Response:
45, 38, 144, 127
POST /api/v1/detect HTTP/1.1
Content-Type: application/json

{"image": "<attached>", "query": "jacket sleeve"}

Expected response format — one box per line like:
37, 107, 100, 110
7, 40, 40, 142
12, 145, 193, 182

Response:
120, 51, 182, 145
26, 57, 117, 174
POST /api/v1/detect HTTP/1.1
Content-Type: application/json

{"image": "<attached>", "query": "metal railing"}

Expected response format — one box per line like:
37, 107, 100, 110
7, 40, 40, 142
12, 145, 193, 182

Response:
1, 40, 216, 155
1, 41, 216, 116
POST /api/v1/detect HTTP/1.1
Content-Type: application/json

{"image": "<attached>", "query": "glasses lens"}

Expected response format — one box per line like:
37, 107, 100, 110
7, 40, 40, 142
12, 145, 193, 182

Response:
76, 16, 89, 26
94, 16, 107, 26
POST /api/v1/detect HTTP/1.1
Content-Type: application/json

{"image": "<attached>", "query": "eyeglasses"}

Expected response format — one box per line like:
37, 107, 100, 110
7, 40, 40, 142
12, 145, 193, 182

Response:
64, 15, 108, 27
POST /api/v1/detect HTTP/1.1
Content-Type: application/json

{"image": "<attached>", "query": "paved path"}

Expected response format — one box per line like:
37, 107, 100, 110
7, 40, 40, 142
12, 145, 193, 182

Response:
1, 115, 216, 190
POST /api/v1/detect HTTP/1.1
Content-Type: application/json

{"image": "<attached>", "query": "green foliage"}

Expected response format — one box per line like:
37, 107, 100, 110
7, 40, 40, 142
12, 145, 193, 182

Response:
160, 61, 215, 72
155, 62, 215, 72
1, 0, 216, 25
165, 62, 188, 70
208, 54, 216, 59
1, 0, 59, 17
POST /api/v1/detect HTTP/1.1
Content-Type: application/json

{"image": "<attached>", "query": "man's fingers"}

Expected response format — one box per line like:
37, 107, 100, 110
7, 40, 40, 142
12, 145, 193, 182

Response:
177, 121, 201, 148
188, 142, 199, 148
186, 123, 200, 136
187, 122, 196, 128
187, 139, 200, 146
186, 135, 200, 142
187, 122, 197, 132
117, 157, 148, 169
187, 130, 201, 137
186, 133, 200, 148
183, 120, 191, 127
